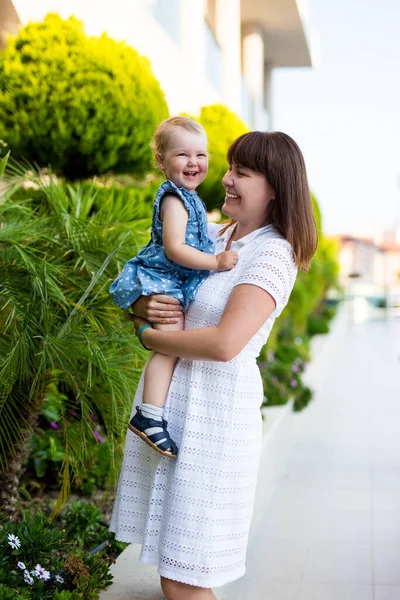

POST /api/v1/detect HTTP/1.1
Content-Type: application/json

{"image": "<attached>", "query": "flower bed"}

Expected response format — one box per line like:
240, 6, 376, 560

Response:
0, 502, 127, 598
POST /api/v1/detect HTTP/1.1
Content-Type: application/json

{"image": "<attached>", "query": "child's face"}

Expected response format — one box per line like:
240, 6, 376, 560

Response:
157, 128, 208, 192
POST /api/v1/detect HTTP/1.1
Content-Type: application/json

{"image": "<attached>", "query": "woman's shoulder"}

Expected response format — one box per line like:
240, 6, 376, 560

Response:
256, 228, 297, 269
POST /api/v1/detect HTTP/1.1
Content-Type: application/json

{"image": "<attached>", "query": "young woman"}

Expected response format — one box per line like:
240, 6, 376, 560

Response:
110, 131, 318, 600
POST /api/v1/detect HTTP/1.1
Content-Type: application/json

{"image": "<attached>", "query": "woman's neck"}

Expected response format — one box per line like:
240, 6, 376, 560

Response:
231, 220, 270, 241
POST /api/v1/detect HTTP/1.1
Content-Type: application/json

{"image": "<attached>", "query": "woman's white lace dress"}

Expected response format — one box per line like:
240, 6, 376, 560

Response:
110, 223, 298, 588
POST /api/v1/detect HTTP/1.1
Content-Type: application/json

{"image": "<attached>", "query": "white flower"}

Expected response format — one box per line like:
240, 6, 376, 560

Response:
33, 564, 51, 581
7, 534, 21, 550
24, 570, 34, 585
17, 561, 26, 570
55, 574, 64, 583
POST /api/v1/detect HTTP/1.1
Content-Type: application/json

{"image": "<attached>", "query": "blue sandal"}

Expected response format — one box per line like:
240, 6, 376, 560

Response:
128, 406, 178, 458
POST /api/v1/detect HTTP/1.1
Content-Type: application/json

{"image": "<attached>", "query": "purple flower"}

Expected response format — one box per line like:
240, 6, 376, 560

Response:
290, 379, 298, 387
33, 564, 51, 581
90, 413, 97, 422
24, 570, 34, 585
94, 430, 104, 443
49, 421, 59, 430
291, 364, 300, 373
272, 376, 279, 384
67, 409, 79, 417
17, 561, 26, 570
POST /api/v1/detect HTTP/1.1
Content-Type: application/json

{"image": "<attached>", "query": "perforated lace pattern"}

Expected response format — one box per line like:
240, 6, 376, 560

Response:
110, 225, 297, 588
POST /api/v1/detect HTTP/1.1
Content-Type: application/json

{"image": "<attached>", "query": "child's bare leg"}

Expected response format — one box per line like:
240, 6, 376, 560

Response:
143, 353, 178, 407
129, 314, 184, 457
143, 314, 184, 407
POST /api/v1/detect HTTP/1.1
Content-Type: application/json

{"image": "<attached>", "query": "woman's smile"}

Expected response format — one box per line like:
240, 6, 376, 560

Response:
225, 192, 240, 200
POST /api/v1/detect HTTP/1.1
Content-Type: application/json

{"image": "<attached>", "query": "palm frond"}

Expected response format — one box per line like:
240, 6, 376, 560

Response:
0, 159, 152, 510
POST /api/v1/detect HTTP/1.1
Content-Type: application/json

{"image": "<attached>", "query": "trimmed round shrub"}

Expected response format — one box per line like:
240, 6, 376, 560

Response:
197, 104, 248, 211
0, 14, 169, 179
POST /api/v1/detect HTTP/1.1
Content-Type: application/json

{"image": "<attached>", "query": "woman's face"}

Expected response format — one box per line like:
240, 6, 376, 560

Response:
221, 163, 275, 227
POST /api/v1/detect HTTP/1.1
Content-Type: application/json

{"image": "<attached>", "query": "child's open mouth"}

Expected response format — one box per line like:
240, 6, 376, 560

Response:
184, 171, 198, 179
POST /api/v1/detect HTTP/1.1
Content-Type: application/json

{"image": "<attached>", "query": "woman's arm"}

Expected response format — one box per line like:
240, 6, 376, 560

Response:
161, 195, 237, 271
133, 284, 276, 362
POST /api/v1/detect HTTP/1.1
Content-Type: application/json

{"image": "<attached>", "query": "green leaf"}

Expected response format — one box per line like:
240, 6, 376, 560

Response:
0, 151, 10, 178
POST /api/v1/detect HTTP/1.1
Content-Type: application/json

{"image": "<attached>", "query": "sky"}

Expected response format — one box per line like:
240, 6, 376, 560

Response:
272, 0, 400, 238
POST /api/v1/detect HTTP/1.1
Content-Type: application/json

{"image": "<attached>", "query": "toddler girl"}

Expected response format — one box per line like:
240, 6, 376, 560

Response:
110, 116, 238, 457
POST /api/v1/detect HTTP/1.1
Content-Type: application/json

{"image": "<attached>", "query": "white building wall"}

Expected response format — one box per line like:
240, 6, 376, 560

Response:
11, 0, 276, 127
242, 24, 270, 130
215, 0, 241, 114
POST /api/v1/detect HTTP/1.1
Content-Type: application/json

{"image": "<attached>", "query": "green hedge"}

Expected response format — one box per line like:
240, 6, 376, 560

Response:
0, 14, 169, 179
259, 195, 340, 411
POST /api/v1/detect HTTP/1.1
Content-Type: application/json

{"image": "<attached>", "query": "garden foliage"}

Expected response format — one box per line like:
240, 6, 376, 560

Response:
0, 157, 152, 511
259, 195, 340, 410
0, 10, 340, 506
0, 502, 120, 598
0, 14, 169, 179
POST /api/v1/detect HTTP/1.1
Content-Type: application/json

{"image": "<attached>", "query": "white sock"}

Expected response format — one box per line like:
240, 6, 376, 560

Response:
141, 403, 164, 420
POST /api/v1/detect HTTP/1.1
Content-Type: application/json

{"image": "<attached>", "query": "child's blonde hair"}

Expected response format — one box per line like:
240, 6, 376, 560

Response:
150, 116, 207, 159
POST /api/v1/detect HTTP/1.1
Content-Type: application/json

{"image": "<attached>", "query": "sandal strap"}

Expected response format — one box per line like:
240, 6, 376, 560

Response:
150, 431, 178, 455
148, 429, 178, 454
147, 430, 170, 444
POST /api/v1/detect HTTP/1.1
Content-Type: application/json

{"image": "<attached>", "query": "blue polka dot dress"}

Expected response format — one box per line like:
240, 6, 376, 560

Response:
110, 180, 214, 312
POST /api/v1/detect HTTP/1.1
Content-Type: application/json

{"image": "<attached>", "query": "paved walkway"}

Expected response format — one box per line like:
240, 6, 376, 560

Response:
218, 307, 400, 600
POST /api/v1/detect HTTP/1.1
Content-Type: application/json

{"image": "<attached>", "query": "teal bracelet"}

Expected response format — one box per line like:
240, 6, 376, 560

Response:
138, 324, 152, 350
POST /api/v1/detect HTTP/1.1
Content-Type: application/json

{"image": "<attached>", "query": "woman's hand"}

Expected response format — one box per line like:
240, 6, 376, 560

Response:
131, 294, 183, 324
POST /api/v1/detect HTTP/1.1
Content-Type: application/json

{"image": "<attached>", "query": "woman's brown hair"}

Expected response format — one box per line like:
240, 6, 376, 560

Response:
223, 131, 318, 270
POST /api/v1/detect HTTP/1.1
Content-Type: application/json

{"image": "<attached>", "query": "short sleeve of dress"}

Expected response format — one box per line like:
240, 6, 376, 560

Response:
154, 180, 191, 220
235, 239, 298, 316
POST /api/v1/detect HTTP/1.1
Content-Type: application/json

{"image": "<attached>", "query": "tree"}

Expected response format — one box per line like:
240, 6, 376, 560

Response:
0, 14, 169, 179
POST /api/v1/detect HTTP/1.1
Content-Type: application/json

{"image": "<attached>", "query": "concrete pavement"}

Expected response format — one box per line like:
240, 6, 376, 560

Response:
218, 307, 400, 599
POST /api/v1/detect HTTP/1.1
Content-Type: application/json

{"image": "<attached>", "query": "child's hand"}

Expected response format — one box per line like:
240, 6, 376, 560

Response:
216, 250, 239, 271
